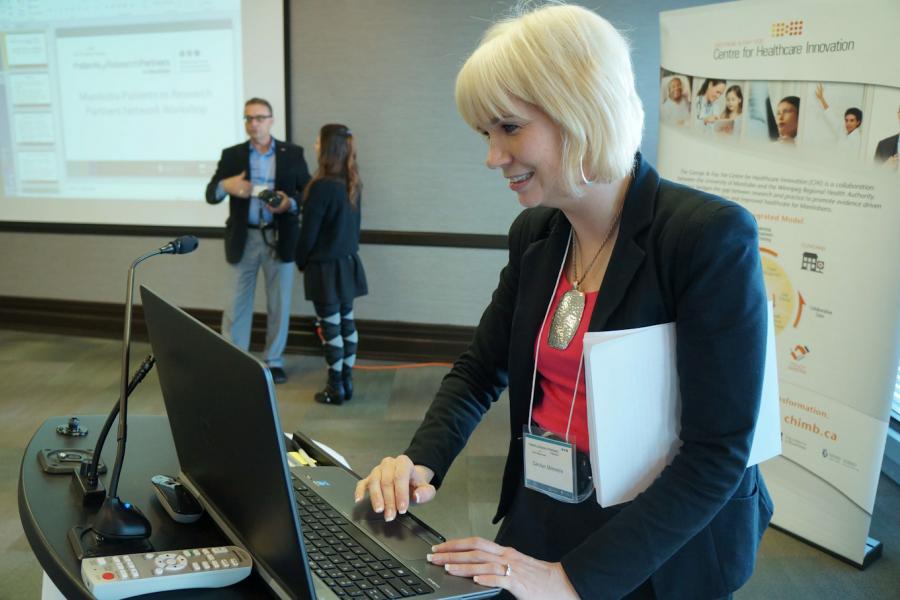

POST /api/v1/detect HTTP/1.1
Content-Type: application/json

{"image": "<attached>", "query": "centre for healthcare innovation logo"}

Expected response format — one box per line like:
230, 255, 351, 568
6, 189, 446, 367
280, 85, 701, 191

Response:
772, 20, 804, 37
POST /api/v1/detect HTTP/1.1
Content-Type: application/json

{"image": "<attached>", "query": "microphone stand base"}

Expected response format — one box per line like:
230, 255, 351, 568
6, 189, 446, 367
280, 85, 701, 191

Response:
92, 496, 152, 541
68, 525, 154, 560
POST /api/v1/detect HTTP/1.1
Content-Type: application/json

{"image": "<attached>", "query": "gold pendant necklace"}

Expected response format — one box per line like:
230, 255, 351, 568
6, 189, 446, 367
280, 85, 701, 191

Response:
548, 286, 585, 350
547, 209, 623, 350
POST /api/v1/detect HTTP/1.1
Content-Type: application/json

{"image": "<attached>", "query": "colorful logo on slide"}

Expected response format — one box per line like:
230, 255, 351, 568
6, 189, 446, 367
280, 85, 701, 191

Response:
790, 345, 810, 361
771, 20, 804, 37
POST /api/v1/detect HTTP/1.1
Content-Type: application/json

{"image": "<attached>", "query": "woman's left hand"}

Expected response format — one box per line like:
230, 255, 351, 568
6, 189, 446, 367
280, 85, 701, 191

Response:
427, 537, 579, 600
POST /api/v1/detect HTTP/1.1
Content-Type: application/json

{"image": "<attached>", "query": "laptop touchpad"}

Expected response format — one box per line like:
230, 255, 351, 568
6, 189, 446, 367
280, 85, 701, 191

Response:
356, 518, 433, 561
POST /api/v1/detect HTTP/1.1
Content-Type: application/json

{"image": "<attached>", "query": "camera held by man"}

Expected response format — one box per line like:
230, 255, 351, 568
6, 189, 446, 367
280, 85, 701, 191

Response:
257, 188, 282, 209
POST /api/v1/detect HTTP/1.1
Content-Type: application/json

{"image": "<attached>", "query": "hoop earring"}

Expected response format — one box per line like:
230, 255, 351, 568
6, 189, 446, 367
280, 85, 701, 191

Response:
580, 158, 595, 186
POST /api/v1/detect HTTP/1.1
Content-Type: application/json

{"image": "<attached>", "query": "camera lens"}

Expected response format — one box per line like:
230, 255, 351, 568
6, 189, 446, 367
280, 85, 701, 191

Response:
258, 189, 279, 207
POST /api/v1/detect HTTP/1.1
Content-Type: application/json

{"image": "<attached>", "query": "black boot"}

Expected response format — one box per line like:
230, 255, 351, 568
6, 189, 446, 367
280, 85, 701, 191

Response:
342, 367, 353, 401
314, 371, 344, 405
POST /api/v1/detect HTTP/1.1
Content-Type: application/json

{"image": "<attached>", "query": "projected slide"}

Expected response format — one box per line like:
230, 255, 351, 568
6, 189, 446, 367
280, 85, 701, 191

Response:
57, 25, 238, 182
0, 0, 285, 226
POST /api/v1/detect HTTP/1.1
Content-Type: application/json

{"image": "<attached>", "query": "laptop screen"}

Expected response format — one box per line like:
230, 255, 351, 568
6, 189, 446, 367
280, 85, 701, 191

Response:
141, 285, 315, 599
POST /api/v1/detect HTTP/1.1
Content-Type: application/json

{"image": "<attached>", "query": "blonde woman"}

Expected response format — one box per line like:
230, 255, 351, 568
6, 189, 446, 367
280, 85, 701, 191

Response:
357, 5, 770, 598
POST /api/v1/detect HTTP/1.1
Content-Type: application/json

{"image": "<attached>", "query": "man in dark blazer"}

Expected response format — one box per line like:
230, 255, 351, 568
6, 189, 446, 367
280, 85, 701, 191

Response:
873, 104, 899, 170
205, 98, 310, 383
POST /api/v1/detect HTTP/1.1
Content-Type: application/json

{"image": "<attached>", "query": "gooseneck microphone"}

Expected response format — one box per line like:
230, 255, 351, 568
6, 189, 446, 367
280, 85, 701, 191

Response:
159, 235, 199, 255
90, 235, 199, 542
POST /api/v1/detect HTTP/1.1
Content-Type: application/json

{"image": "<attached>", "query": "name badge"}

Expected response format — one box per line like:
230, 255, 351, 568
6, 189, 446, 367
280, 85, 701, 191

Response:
523, 431, 577, 502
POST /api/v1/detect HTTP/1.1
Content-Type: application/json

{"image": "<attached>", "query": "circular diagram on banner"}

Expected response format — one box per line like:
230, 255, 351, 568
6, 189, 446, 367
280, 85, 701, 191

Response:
760, 251, 794, 334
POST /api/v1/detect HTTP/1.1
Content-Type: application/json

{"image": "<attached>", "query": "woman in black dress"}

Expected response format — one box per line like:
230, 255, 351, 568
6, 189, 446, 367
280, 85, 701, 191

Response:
295, 124, 367, 405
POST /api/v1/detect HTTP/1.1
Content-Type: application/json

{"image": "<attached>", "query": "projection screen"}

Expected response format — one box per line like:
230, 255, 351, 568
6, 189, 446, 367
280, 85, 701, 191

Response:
0, 0, 286, 227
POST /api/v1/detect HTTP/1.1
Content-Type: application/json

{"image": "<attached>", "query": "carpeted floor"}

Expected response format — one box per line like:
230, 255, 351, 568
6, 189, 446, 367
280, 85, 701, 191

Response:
3, 329, 898, 598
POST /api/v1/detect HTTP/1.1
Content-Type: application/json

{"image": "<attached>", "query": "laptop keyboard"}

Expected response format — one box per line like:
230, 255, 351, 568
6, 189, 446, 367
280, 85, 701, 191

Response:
292, 476, 435, 599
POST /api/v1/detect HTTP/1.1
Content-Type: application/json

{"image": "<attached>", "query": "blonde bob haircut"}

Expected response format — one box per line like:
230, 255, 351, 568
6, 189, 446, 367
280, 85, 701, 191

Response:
455, 3, 644, 193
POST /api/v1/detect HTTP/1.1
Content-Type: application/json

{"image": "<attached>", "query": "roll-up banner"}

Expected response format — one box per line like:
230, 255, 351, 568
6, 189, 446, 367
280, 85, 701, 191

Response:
658, 0, 900, 567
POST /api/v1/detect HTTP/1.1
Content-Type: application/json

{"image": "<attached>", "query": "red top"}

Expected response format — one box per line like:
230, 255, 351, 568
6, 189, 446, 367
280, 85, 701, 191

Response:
532, 274, 598, 453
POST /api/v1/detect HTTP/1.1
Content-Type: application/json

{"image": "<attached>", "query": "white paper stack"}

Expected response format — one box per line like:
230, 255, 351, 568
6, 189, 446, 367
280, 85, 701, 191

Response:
583, 304, 781, 507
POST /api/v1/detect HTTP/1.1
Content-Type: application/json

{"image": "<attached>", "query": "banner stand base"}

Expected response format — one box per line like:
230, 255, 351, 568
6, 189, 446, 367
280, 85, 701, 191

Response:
771, 525, 883, 570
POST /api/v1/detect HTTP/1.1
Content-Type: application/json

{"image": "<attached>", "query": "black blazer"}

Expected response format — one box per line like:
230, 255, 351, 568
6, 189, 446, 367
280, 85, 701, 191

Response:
874, 133, 899, 163
295, 178, 368, 305
404, 156, 773, 599
295, 178, 362, 267
205, 140, 311, 263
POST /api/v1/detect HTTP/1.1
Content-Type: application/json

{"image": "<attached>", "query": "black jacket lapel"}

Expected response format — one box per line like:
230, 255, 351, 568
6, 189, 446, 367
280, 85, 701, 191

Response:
274, 140, 286, 188
588, 155, 659, 332
508, 213, 570, 413
241, 141, 251, 177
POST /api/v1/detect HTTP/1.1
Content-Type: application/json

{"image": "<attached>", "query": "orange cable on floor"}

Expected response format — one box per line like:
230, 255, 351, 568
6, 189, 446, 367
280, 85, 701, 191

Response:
354, 362, 452, 371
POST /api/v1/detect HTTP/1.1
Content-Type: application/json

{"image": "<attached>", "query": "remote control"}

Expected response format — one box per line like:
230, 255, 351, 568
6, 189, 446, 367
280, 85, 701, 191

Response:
81, 545, 252, 599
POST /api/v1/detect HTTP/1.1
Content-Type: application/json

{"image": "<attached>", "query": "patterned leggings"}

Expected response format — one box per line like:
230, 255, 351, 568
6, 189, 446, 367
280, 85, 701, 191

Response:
313, 302, 357, 381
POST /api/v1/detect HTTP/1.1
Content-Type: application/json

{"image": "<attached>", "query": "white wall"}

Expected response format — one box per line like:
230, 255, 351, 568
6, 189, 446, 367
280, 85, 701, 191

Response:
0, 0, 721, 326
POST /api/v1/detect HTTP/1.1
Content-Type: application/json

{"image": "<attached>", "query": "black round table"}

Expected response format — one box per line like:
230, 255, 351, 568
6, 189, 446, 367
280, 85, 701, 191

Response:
19, 415, 273, 598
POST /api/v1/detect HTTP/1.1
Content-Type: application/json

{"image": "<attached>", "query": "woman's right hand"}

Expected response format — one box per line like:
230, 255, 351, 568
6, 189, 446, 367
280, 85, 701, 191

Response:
354, 455, 436, 521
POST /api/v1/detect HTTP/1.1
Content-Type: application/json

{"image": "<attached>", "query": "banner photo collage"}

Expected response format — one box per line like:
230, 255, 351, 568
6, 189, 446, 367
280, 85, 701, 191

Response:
659, 73, 899, 172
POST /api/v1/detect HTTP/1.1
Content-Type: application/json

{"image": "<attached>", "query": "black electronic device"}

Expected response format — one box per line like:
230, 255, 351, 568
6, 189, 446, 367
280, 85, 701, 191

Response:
38, 448, 107, 475
257, 188, 281, 207
141, 285, 498, 599
150, 475, 203, 523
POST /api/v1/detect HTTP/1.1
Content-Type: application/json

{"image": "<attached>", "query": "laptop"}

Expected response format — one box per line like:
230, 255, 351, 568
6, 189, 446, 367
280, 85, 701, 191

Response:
140, 286, 498, 600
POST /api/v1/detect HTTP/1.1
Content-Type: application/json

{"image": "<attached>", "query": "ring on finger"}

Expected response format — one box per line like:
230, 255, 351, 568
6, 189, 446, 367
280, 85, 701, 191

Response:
504, 563, 512, 577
